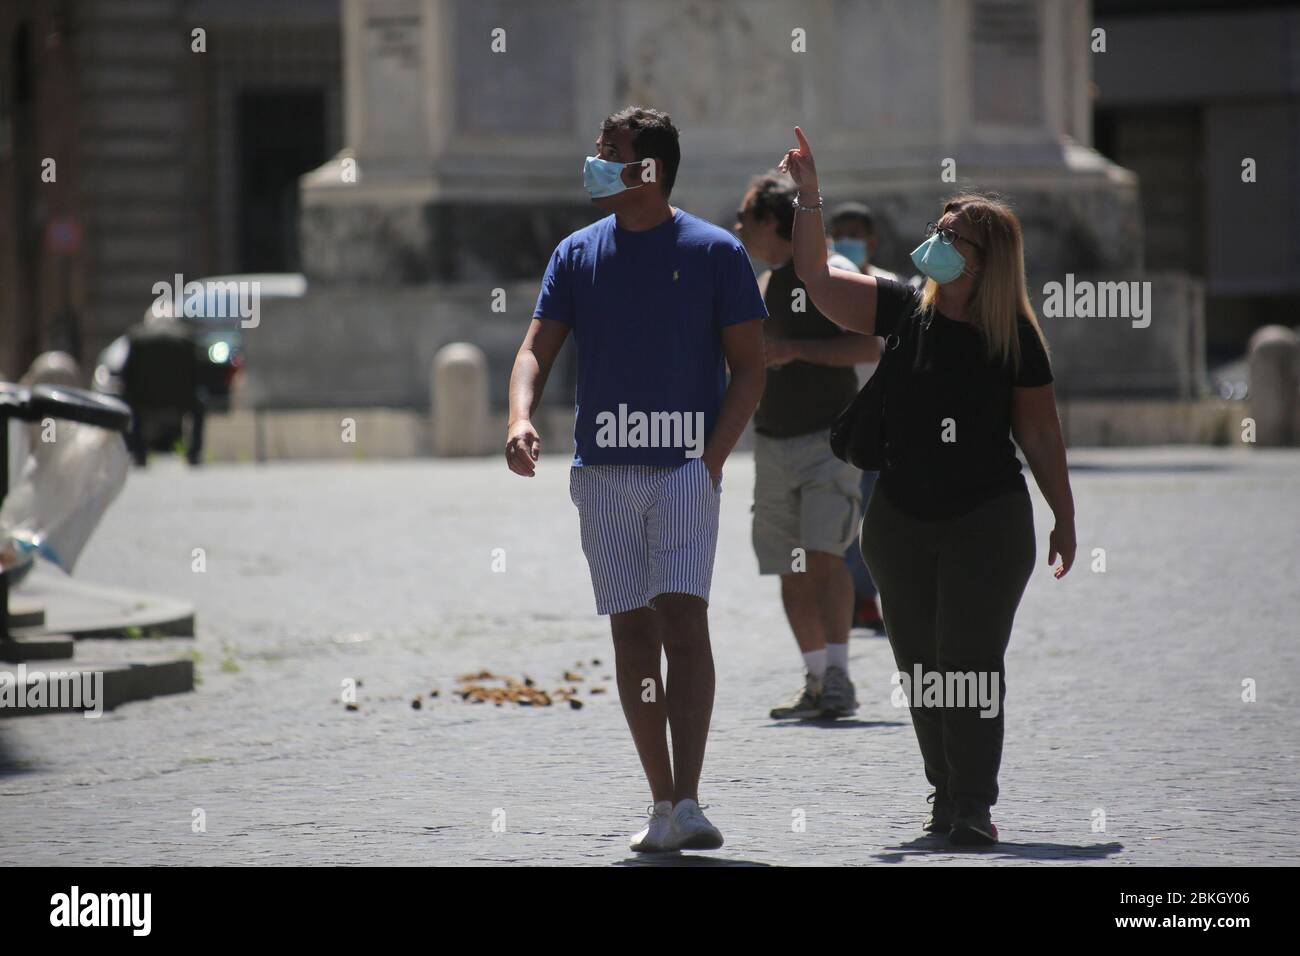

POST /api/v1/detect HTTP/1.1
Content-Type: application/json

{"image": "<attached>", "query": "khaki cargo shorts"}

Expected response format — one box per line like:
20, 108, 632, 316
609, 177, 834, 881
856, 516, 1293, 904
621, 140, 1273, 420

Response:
751, 428, 862, 575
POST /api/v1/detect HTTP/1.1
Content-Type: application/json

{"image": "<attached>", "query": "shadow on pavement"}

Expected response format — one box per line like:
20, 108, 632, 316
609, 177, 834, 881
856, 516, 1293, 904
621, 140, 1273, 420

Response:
768, 718, 908, 730
1067, 461, 1230, 474
874, 834, 1124, 863
616, 852, 773, 867
0, 732, 39, 777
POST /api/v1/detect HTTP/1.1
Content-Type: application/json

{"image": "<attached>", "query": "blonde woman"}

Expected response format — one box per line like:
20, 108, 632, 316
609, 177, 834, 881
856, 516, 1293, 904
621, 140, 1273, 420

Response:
779, 128, 1076, 846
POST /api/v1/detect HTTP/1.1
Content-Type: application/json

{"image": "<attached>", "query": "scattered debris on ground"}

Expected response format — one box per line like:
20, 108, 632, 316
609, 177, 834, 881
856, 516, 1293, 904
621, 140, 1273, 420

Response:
451, 668, 587, 708
348, 659, 610, 713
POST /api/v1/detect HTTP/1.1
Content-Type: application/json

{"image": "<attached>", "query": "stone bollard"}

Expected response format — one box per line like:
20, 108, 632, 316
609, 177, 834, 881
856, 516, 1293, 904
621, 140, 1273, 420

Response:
431, 342, 489, 456
20, 351, 81, 389
1247, 325, 1300, 446
17, 352, 83, 470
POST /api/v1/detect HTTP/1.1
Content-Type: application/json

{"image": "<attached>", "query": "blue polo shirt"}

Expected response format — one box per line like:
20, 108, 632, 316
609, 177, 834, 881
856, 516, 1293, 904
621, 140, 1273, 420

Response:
533, 209, 767, 466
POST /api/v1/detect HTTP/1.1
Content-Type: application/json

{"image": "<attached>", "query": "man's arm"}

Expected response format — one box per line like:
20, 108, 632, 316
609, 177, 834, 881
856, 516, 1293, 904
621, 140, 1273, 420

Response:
505, 317, 570, 477
703, 319, 765, 485
767, 332, 881, 368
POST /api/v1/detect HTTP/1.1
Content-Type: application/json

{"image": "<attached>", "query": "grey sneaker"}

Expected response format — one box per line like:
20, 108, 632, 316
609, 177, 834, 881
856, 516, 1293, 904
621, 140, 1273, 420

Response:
820, 665, 858, 718
770, 673, 822, 719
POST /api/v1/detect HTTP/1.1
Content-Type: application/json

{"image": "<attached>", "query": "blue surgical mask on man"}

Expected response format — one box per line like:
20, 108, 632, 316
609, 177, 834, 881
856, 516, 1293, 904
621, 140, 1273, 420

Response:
910, 233, 971, 284
832, 238, 867, 267
583, 156, 648, 199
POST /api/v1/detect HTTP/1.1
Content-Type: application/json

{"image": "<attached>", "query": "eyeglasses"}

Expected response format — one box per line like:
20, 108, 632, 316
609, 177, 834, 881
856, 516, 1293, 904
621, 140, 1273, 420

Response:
925, 221, 982, 251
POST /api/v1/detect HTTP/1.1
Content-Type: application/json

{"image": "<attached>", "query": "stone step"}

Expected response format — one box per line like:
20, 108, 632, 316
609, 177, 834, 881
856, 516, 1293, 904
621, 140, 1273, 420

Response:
0, 657, 194, 717
10, 562, 196, 640
7, 597, 45, 629
0, 633, 76, 663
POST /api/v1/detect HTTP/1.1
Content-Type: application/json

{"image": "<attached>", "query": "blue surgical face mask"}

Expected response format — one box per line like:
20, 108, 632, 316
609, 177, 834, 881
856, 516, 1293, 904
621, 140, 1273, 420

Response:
583, 155, 642, 199
832, 238, 867, 267
910, 233, 970, 284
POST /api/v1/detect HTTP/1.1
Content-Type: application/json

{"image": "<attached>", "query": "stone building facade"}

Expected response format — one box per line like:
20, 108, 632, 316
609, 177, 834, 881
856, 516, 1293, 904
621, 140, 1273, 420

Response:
0, 0, 342, 382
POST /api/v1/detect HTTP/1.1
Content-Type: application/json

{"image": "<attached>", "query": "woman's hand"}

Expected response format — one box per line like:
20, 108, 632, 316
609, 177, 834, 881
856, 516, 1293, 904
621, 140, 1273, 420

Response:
1048, 518, 1077, 579
777, 125, 880, 335
778, 126, 819, 195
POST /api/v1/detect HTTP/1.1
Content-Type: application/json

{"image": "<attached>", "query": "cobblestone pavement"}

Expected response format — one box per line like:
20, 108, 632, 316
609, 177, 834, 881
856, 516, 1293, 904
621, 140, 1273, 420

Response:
2, 446, 1297, 866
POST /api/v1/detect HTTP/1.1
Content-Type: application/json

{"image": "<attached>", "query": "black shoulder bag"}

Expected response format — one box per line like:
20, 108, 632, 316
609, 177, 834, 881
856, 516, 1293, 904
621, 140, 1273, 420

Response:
829, 311, 922, 470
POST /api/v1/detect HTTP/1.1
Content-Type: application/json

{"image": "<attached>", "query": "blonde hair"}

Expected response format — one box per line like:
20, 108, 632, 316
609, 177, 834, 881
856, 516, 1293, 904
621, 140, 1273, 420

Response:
919, 193, 1047, 371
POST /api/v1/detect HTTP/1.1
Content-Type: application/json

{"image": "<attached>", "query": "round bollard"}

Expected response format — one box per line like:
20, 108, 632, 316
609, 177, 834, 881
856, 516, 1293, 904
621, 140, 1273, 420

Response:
1247, 325, 1299, 446
20, 351, 81, 389
431, 343, 488, 456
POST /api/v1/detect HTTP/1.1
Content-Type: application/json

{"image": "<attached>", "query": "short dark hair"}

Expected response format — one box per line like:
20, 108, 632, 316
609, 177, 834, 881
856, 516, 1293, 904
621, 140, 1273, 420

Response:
829, 201, 876, 235
601, 106, 681, 198
744, 170, 797, 240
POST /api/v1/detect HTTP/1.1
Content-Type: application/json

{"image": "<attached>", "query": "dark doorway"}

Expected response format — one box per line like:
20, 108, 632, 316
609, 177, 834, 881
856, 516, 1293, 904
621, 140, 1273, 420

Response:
1094, 105, 1205, 277
235, 89, 326, 273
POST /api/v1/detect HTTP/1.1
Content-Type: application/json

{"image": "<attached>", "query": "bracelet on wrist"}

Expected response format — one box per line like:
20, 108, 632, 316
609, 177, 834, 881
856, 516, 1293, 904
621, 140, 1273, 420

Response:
793, 190, 823, 212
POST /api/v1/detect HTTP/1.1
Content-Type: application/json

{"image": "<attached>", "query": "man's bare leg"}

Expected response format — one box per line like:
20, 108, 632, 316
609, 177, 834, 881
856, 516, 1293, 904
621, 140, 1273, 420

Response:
655, 593, 715, 804
779, 568, 829, 654
810, 550, 855, 648
780, 551, 854, 651
810, 549, 858, 715
610, 607, 673, 803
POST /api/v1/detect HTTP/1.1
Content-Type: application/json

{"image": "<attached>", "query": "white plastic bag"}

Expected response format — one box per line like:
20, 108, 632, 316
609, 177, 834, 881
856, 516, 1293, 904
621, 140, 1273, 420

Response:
6, 418, 26, 490
1, 420, 129, 575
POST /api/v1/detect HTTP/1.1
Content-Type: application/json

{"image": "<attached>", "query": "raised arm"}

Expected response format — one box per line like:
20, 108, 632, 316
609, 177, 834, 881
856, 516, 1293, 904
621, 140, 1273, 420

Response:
780, 126, 881, 335
781, 333, 882, 367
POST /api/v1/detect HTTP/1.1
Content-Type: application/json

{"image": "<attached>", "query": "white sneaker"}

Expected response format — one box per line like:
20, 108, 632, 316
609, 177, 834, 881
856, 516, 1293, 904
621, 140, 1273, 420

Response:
629, 801, 675, 852
670, 799, 724, 851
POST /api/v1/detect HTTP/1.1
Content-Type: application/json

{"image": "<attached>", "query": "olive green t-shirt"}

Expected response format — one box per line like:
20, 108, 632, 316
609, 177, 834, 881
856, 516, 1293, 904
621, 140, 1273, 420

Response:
753, 261, 860, 438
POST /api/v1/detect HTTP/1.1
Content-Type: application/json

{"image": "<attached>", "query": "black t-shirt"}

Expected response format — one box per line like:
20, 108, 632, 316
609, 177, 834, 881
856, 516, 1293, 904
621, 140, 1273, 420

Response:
872, 277, 1053, 520
753, 261, 860, 438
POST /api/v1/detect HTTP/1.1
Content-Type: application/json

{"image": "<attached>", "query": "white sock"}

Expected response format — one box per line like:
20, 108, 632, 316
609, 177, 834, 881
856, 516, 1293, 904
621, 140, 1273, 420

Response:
826, 642, 849, 673
802, 648, 827, 680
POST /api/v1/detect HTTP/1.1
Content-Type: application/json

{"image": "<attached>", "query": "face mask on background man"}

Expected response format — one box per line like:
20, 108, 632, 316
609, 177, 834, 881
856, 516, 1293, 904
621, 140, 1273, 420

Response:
832, 238, 867, 268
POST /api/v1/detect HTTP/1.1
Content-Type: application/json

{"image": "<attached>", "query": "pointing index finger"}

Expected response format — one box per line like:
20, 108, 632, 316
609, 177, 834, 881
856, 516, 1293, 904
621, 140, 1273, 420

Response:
793, 126, 813, 156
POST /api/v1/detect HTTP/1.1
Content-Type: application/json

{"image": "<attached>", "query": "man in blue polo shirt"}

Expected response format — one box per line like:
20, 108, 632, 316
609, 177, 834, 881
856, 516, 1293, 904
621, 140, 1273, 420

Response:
506, 106, 767, 853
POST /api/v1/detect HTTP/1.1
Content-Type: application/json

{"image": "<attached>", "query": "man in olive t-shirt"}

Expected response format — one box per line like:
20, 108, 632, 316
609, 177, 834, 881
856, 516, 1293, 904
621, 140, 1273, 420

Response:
734, 171, 882, 720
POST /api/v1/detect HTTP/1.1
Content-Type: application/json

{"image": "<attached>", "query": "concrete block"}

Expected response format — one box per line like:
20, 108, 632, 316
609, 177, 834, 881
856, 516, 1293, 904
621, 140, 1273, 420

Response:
0, 633, 76, 663
0, 657, 194, 717
1247, 325, 1300, 446
432, 343, 488, 456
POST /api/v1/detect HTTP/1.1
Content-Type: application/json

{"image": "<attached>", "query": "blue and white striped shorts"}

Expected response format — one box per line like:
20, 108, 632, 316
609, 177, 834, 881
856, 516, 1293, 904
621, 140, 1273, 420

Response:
569, 457, 722, 615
